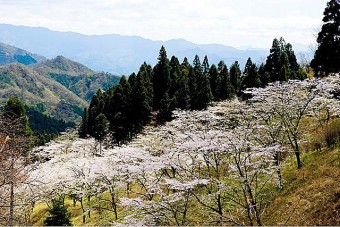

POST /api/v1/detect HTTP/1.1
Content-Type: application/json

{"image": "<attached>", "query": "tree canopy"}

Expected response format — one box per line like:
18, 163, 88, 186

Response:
81, 42, 305, 146
311, 0, 340, 76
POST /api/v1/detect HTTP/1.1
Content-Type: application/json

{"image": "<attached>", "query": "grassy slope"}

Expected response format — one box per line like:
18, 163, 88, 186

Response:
262, 148, 340, 226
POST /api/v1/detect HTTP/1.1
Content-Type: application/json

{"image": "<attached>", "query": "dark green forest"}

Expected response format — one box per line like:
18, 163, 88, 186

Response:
26, 106, 75, 146
1, 97, 75, 146
80, 37, 307, 146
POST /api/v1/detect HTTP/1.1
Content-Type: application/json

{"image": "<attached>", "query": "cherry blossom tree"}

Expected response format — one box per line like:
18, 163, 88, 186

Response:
245, 78, 340, 168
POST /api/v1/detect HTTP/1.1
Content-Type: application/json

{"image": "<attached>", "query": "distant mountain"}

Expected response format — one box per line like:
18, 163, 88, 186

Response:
31, 56, 121, 101
32, 55, 94, 77
0, 63, 87, 121
0, 23, 280, 75
0, 42, 46, 65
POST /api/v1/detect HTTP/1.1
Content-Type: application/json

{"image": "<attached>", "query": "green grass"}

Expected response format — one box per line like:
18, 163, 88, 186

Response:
262, 148, 340, 226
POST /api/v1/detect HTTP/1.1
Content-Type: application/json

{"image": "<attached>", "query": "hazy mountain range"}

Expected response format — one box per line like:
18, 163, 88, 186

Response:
0, 24, 311, 75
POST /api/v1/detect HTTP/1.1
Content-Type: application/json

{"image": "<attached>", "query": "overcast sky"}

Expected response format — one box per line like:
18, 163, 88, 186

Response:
0, 0, 328, 48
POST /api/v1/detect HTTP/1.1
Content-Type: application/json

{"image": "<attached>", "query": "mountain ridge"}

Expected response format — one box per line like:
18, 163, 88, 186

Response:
0, 23, 310, 75
31, 55, 94, 77
0, 51, 121, 122
31, 55, 121, 102
0, 42, 46, 65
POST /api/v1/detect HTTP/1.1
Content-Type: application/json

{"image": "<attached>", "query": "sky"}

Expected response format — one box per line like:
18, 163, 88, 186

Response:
0, 0, 328, 48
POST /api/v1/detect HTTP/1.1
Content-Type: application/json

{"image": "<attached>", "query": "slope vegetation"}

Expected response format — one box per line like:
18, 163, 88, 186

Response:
31, 56, 120, 101
263, 149, 340, 225
0, 42, 45, 65
0, 64, 87, 121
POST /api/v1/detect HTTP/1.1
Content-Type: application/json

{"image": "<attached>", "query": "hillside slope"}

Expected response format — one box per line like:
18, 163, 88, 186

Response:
0, 64, 87, 121
31, 56, 120, 101
27, 100, 340, 226
32, 55, 94, 77
263, 149, 340, 225
0, 42, 46, 65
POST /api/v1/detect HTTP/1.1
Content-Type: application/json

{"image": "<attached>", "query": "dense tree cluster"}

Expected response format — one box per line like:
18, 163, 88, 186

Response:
311, 0, 340, 77
1, 97, 74, 147
26, 106, 75, 146
80, 39, 305, 145
264, 37, 306, 83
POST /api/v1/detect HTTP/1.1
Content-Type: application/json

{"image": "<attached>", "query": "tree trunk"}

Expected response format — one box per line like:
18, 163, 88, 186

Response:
9, 181, 14, 226
294, 138, 302, 168
126, 182, 130, 194
99, 141, 102, 155
88, 195, 91, 218
274, 153, 284, 190
217, 193, 223, 225
245, 181, 262, 226
80, 198, 86, 223
110, 190, 118, 220
9, 156, 14, 226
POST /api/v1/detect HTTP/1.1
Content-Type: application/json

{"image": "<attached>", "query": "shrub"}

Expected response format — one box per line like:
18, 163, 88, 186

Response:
323, 119, 340, 148
44, 198, 72, 226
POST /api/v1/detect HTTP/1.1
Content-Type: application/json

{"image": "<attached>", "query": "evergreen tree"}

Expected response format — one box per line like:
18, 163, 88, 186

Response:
189, 55, 202, 109
230, 61, 242, 94
196, 73, 213, 110
258, 63, 270, 87
189, 55, 213, 110
169, 56, 181, 106
93, 113, 109, 154
3, 96, 32, 135
202, 55, 210, 74
130, 63, 153, 134
218, 61, 234, 100
153, 46, 171, 109
78, 107, 89, 138
265, 38, 281, 82
181, 57, 191, 69
157, 92, 172, 123
311, 0, 340, 76
44, 198, 72, 226
241, 58, 261, 90
109, 77, 131, 144
87, 89, 104, 137
4, 96, 26, 118
278, 38, 291, 81
176, 66, 191, 109
265, 37, 301, 82
175, 58, 192, 109
285, 43, 300, 72
209, 64, 221, 101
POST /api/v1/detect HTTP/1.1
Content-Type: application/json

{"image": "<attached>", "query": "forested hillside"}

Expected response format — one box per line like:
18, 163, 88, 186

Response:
31, 56, 120, 101
0, 51, 121, 125
0, 42, 46, 65
0, 63, 87, 122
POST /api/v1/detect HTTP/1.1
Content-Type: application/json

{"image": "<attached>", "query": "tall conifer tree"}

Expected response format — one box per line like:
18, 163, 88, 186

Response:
311, 0, 340, 76
230, 61, 242, 94
153, 46, 171, 109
